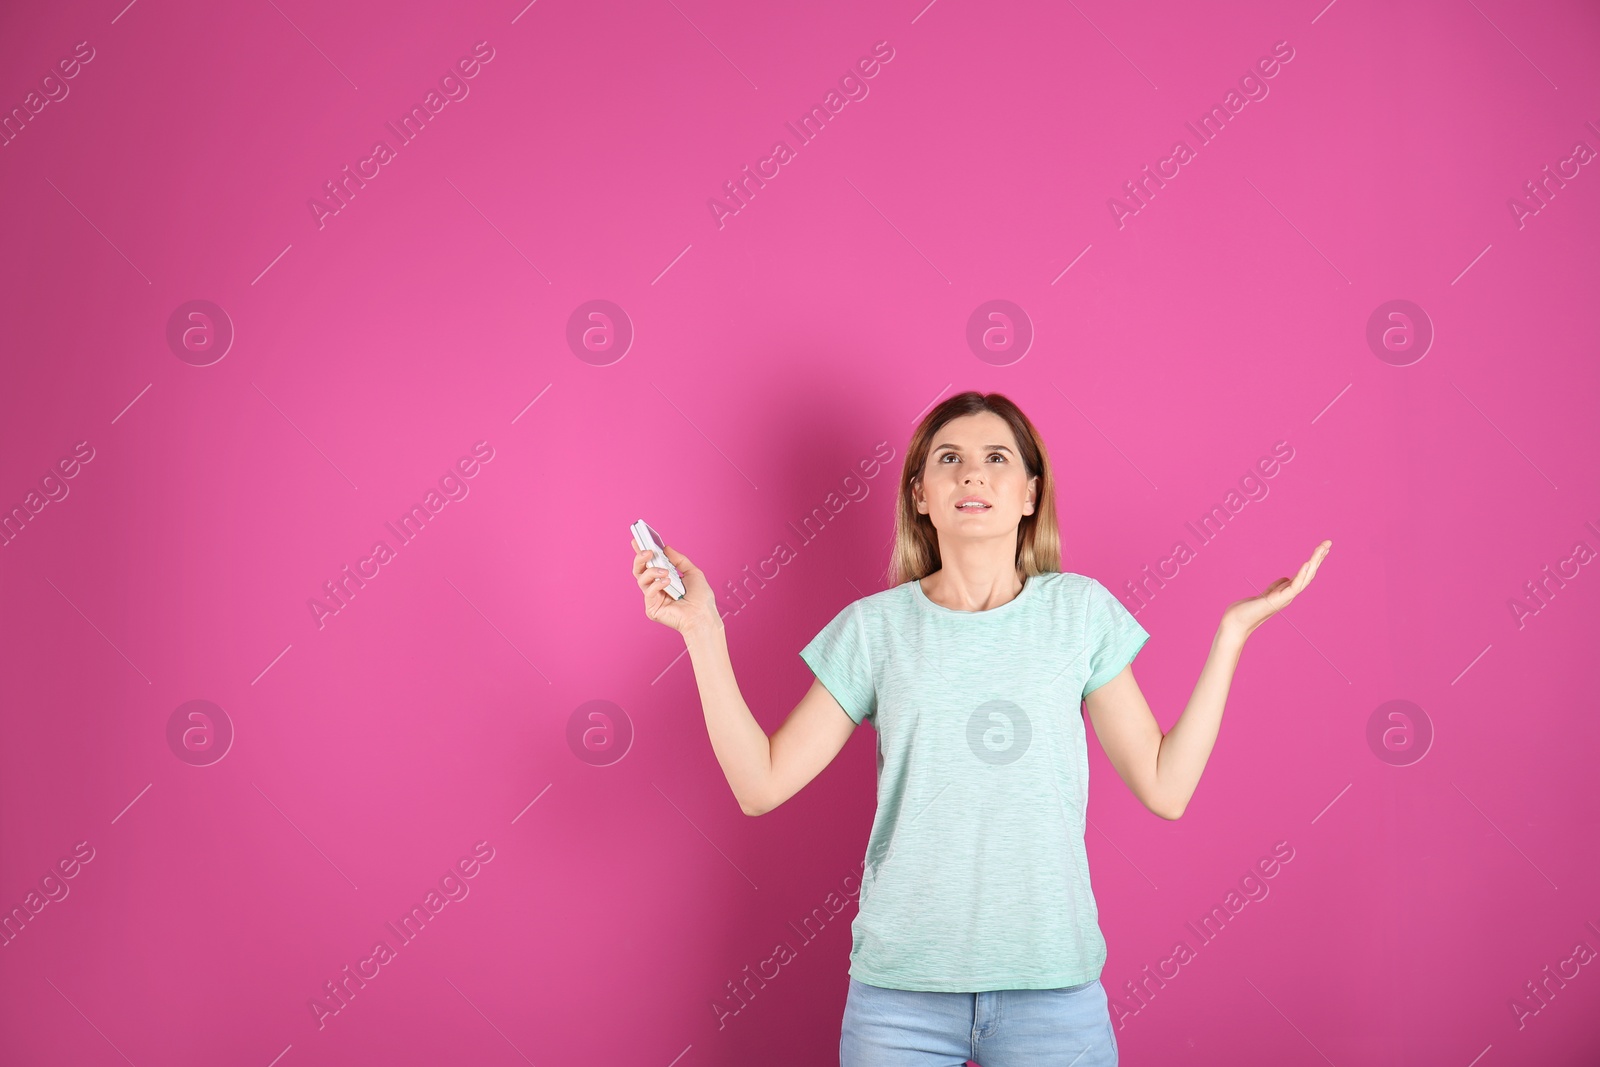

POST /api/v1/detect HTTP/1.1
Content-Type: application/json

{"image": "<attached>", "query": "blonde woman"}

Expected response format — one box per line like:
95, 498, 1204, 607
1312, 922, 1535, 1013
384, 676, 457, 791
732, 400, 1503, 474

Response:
632, 390, 1330, 1066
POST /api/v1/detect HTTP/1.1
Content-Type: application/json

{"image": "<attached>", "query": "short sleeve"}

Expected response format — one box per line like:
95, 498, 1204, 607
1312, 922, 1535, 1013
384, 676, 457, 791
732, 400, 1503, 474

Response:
1082, 580, 1150, 700
798, 601, 876, 726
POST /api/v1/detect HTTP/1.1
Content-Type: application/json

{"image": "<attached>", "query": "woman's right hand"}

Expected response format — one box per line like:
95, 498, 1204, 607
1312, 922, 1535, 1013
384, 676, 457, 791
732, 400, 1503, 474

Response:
632, 537, 720, 635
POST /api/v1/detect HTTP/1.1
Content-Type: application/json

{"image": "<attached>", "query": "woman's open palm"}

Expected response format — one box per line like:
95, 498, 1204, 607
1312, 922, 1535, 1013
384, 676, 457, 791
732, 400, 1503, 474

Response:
1222, 539, 1331, 639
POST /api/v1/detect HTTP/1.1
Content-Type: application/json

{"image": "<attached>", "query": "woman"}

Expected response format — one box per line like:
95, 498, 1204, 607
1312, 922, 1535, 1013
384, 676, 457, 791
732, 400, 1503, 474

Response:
631, 390, 1330, 1066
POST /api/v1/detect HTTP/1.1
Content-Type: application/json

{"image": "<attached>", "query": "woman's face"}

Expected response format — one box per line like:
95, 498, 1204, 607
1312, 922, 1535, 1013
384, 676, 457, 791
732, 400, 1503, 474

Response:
914, 411, 1037, 542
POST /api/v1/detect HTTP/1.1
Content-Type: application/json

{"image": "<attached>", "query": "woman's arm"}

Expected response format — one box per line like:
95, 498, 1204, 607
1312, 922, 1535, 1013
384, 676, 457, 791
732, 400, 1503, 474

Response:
686, 620, 857, 816
1085, 540, 1331, 819
634, 542, 855, 816
1085, 628, 1241, 820
683, 620, 779, 816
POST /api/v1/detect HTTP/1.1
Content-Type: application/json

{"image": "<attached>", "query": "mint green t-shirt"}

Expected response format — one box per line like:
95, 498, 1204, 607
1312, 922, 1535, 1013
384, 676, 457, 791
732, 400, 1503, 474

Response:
799, 570, 1150, 992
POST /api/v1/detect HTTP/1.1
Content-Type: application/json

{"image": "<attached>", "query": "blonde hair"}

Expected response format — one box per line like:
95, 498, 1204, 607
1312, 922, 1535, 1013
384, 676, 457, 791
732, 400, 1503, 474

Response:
886, 390, 1062, 587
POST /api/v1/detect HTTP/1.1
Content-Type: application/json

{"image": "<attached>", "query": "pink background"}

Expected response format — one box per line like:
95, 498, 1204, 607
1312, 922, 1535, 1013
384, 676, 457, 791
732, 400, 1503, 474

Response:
3, 0, 1598, 1063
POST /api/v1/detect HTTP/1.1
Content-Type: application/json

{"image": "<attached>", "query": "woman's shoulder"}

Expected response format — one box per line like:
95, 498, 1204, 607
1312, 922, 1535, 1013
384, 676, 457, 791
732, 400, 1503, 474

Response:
852, 581, 916, 614
1040, 570, 1109, 602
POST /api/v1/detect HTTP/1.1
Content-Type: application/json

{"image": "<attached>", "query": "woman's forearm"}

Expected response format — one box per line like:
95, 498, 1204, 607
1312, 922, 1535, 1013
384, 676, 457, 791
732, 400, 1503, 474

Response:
682, 619, 773, 816
1154, 623, 1246, 818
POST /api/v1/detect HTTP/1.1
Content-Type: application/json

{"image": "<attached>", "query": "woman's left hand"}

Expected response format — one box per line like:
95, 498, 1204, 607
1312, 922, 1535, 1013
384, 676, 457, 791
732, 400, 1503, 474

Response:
1221, 539, 1332, 640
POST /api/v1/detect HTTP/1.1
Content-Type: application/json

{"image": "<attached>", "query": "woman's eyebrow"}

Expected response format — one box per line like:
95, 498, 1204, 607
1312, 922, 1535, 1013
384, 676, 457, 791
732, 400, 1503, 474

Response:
934, 443, 1014, 453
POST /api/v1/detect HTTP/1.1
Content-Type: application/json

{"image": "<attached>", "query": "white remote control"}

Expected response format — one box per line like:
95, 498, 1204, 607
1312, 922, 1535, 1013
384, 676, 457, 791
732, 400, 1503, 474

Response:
630, 519, 686, 600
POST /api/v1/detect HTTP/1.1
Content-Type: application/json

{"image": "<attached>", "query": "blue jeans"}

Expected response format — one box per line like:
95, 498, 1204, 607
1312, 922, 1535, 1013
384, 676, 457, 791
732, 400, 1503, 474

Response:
840, 975, 1118, 1067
